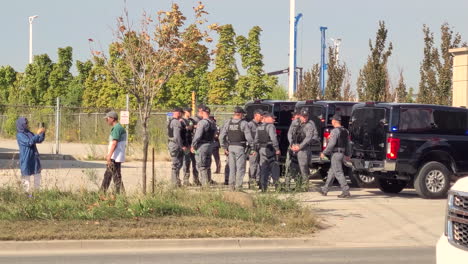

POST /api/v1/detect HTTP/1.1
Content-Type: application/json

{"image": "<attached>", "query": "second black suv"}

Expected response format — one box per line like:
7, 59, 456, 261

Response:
350, 102, 468, 198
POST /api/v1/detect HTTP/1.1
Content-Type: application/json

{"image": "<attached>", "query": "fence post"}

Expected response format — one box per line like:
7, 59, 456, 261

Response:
78, 113, 81, 142
55, 97, 60, 154
94, 113, 98, 134
152, 147, 155, 194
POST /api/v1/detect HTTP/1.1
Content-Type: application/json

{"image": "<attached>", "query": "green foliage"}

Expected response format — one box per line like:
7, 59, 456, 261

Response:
233, 26, 274, 104
268, 84, 288, 100
22, 54, 54, 106
395, 71, 408, 103
357, 21, 393, 102
407, 87, 415, 103
325, 47, 346, 100
417, 25, 439, 104
296, 64, 320, 100
45, 47, 73, 105
62, 60, 93, 107
207, 24, 238, 104
0, 66, 17, 107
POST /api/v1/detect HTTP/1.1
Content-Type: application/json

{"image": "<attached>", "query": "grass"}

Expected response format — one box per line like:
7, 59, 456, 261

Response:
0, 187, 317, 241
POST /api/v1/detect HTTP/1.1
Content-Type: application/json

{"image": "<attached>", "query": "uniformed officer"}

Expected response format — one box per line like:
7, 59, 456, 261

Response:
247, 109, 264, 188
254, 112, 280, 192
290, 109, 319, 190
319, 114, 351, 198
181, 107, 201, 186
167, 107, 186, 187
285, 111, 301, 189
220, 107, 253, 191
210, 115, 222, 174
191, 105, 217, 186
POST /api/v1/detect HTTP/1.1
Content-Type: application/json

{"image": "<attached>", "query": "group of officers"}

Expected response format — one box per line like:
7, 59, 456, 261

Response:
167, 104, 351, 198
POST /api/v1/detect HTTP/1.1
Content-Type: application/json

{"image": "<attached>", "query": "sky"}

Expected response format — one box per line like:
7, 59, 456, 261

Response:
1, 0, 468, 93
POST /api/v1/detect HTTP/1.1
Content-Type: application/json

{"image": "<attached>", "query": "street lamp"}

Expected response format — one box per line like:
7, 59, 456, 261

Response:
29, 15, 39, 64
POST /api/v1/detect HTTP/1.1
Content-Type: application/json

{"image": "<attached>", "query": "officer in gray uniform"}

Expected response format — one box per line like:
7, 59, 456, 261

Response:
191, 105, 217, 186
181, 107, 201, 186
290, 109, 319, 189
254, 112, 280, 192
285, 111, 301, 188
219, 107, 253, 191
319, 114, 351, 198
247, 109, 263, 188
167, 107, 186, 187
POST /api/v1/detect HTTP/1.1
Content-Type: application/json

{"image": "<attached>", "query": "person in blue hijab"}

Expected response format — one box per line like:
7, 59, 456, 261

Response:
16, 117, 46, 192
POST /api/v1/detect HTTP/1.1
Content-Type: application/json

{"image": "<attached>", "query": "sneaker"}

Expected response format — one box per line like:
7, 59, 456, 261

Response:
318, 189, 328, 196
338, 192, 351, 198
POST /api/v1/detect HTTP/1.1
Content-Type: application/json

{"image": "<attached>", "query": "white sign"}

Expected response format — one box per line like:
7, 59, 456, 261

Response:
120, 111, 130, 125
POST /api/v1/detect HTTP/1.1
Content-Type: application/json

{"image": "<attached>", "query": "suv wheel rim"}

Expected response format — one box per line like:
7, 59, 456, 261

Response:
359, 174, 375, 183
425, 170, 446, 193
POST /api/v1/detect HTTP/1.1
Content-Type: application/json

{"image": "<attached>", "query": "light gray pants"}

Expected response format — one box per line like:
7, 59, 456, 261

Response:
195, 143, 213, 186
183, 152, 199, 184
296, 148, 311, 182
169, 142, 183, 186
322, 152, 350, 193
259, 147, 280, 191
228, 145, 247, 189
249, 152, 260, 182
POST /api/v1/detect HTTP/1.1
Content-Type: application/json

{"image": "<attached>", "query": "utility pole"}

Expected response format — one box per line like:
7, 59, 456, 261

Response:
294, 13, 303, 95
28, 15, 39, 64
288, 0, 295, 99
320, 26, 328, 97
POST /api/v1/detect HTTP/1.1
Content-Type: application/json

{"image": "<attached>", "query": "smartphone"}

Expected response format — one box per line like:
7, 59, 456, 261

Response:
38, 122, 46, 128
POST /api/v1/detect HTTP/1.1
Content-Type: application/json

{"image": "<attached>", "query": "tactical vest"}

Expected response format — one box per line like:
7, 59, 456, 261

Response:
167, 118, 186, 142
200, 119, 216, 143
336, 127, 349, 149
256, 124, 271, 146
249, 120, 259, 138
167, 119, 175, 138
293, 123, 307, 144
227, 119, 246, 145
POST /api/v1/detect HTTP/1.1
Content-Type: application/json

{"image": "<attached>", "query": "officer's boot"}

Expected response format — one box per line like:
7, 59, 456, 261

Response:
183, 173, 191, 186
171, 170, 181, 188
338, 191, 351, 198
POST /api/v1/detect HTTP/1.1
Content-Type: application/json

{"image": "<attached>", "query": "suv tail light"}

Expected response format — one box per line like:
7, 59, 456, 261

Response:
386, 137, 400, 160
276, 129, 282, 136
322, 128, 331, 151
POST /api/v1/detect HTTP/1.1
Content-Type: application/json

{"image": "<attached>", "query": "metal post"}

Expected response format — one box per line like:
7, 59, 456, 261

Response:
55, 97, 60, 154
94, 113, 98, 134
293, 13, 303, 95
152, 147, 155, 194
191, 91, 196, 116
320, 26, 328, 97
126, 94, 129, 147
288, 0, 296, 99
78, 113, 81, 142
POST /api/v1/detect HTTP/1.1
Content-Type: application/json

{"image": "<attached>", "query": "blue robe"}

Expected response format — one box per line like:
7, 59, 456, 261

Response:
16, 117, 45, 176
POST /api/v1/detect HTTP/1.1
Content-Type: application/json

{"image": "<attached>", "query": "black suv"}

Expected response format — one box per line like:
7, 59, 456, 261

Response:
244, 100, 297, 163
294, 101, 372, 186
350, 102, 468, 198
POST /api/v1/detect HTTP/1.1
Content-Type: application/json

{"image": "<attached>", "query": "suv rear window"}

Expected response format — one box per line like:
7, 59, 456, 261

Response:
399, 108, 433, 132
329, 105, 354, 128
350, 107, 387, 158
399, 108, 467, 135
273, 103, 295, 127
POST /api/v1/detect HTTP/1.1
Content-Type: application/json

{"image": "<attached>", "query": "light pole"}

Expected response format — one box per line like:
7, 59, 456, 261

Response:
288, 0, 295, 99
28, 15, 38, 64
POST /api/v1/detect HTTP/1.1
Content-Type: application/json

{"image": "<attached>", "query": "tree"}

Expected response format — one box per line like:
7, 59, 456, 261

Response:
407, 87, 415, 103
45, 47, 73, 105
268, 84, 288, 100
296, 64, 320, 100
95, 3, 211, 193
341, 70, 355, 101
437, 23, 462, 105
22, 54, 54, 105
395, 70, 407, 103
207, 24, 237, 104
63, 60, 93, 107
325, 47, 346, 100
0, 66, 17, 106
356, 21, 393, 101
234, 26, 273, 104
417, 25, 439, 104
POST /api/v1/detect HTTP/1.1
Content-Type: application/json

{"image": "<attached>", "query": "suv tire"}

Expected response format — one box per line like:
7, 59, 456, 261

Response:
350, 172, 376, 188
377, 178, 407, 194
414, 161, 451, 199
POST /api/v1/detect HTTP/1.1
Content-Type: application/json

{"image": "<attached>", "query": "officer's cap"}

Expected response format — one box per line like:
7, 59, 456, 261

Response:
172, 107, 183, 113
253, 109, 264, 115
198, 105, 211, 113
234, 106, 246, 114
183, 107, 192, 113
332, 114, 342, 121
263, 112, 277, 119
299, 109, 309, 117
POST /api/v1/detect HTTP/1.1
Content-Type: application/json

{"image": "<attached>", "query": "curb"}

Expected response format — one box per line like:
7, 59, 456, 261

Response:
0, 238, 321, 252
0, 153, 75, 161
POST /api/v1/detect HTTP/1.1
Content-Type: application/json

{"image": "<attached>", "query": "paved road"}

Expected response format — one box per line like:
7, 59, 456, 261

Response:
0, 247, 434, 264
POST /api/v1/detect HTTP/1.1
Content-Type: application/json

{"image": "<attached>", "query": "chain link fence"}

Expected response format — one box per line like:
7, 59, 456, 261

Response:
0, 104, 235, 153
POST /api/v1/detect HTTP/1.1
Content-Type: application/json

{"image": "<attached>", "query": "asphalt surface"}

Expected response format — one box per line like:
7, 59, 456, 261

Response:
0, 247, 434, 264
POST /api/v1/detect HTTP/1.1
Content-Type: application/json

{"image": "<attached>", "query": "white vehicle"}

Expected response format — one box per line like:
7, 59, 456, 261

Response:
437, 177, 468, 263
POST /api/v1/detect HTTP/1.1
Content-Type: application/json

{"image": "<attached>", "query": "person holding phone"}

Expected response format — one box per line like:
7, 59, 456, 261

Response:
16, 117, 46, 192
